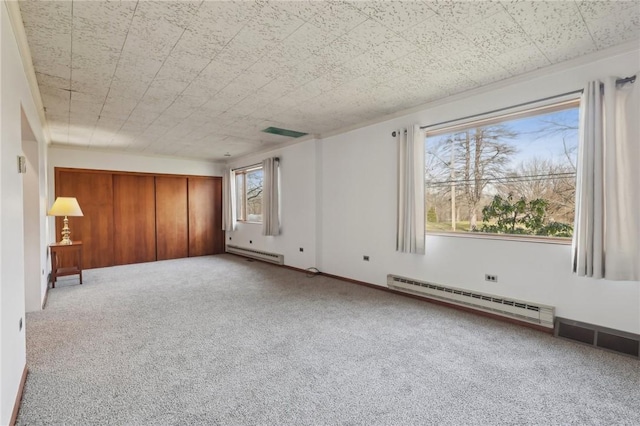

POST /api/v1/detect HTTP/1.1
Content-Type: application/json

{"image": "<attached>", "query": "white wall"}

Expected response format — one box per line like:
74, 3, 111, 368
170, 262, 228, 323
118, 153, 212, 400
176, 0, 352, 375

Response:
225, 139, 318, 271
319, 47, 640, 334
48, 145, 224, 178
0, 2, 49, 423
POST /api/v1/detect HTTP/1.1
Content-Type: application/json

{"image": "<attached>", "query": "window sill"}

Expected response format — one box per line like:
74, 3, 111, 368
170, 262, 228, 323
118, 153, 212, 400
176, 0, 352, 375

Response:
237, 220, 262, 225
426, 231, 572, 245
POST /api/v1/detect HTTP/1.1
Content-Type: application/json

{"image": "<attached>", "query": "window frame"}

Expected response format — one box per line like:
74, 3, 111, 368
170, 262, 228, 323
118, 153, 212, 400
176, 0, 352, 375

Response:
234, 165, 263, 224
424, 97, 581, 244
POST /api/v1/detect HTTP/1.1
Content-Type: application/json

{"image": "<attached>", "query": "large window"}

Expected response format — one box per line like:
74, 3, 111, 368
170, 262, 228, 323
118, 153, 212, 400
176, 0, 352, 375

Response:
425, 99, 580, 239
235, 166, 263, 222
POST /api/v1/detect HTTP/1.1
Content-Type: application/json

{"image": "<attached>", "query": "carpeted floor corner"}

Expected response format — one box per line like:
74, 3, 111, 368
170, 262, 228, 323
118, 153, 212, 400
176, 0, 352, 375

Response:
17, 255, 640, 425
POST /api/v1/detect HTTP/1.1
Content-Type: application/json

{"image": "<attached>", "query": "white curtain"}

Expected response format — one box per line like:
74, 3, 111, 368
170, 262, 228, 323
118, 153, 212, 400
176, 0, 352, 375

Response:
573, 77, 639, 281
397, 124, 425, 254
222, 168, 236, 232
262, 157, 280, 236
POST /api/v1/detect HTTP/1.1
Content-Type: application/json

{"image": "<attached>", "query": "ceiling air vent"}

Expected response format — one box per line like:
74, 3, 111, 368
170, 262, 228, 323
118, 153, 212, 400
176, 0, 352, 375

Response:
262, 127, 308, 138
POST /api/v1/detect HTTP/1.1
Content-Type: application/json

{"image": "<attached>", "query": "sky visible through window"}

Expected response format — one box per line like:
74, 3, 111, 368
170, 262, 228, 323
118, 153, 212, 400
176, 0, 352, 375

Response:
425, 104, 579, 237
507, 108, 579, 166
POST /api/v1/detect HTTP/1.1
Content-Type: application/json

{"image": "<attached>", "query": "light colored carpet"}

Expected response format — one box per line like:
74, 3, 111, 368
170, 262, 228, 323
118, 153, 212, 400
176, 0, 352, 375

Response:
18, 255, 639, 425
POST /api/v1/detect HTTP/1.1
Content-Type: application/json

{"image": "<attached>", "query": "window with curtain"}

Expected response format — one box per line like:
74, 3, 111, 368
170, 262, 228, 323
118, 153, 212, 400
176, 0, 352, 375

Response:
235, 166, 263, 223
425, 99, 580, 240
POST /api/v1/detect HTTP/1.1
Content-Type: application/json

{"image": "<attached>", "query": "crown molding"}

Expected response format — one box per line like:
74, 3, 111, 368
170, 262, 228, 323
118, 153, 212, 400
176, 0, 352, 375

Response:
5, 0, 51, 144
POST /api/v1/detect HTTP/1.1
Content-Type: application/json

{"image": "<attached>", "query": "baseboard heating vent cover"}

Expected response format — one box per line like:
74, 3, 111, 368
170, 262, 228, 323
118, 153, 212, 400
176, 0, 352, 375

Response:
226, 245, 284, 265
555, 317, 639, 358
387, 274, 554, 328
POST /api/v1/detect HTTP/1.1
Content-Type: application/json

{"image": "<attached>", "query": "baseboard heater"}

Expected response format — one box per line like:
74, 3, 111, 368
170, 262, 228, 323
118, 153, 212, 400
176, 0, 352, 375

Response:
387, 274, 555, 328
226, 245, 284, 265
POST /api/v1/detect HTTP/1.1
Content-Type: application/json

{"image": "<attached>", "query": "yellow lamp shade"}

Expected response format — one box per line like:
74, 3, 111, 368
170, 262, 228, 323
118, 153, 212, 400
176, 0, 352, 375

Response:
48, 197, 84, 217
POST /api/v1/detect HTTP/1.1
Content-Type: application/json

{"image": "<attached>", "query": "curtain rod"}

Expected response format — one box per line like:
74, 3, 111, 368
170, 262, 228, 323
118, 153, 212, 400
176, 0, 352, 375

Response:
231, 157, 279, 172
419, 89, 583, 133
616, 74, 636, 85
391, 89, 582, 137
391, 74, 636, 137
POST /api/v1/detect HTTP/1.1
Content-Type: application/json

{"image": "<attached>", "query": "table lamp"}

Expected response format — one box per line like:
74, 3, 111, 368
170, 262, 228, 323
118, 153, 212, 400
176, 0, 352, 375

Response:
48, 197, 84, 244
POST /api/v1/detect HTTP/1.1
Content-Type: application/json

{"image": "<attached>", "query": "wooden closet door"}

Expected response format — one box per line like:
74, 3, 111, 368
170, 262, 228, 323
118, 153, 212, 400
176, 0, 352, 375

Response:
155, 176, 188, 260
113, 175, 156, 265
55, 170, 114, 269
188, 177, 224, 256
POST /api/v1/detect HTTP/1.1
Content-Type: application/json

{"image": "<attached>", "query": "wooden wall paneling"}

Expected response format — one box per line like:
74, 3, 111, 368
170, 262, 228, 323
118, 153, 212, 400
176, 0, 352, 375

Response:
188, 177, 224, 256
155, 176, 189, 260
55, 170, 114, 269
113, 175, 157, 265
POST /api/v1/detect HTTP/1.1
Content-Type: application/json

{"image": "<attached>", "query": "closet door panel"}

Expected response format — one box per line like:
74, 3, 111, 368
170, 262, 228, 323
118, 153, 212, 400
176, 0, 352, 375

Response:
113, 175, 156, 265
188, 178, 224, 256
156, 176, 189, 260
55, 170, 114, 269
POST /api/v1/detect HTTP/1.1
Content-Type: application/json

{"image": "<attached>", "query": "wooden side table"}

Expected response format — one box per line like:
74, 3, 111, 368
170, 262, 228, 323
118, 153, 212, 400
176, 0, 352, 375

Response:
50, 241, 83, 288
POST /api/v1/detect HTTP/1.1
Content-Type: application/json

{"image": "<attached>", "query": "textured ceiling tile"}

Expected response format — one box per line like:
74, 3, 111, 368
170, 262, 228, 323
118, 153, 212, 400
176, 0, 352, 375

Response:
28, 43, 71, 81
123, 6, 186, 63
114, 54, 165, 85
227, 97, 271, 117
318, 36, 368, 67
504, 1, 580, 38
584, 5, 640, 49
308, 1, 368, 36
460, 10, 532, 56
19, 0, 72, 36
172, 28, 224, 59
232, 71, 276, 93
534, 27, 597, 64
575, 1, 639, 20
93, 116, 126, 134
404, 14, 472, 59
276, 22, 338, 62
162, 95, 208, 119
99, 95, 138, 121
368, 35, 420, 63
345, 19, 401, 51
246, 3, 306, 44
135, 0, 201, 31
19, 0, 640, 160
271, 0, 327, 22
72, 1, 135, 48
184, 1, 262, 53
505, 1, 596, 63
428, 0, 503, 29
36, 72, 69, 91
153, 51, 210, 84
493, 44, 552, 75
349, 1, 436, 31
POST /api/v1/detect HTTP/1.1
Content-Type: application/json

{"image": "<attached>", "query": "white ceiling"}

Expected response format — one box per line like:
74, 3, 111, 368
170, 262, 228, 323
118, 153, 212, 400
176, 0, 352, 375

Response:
19, 0, 640, 160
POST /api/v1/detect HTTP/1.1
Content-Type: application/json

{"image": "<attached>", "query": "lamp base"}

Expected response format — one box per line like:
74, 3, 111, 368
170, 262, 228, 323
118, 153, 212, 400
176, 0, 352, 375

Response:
59, 216, 72, 245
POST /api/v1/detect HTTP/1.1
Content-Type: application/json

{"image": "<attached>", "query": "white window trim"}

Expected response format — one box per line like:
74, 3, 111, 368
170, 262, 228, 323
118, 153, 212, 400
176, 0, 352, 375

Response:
425, 97, 580, 243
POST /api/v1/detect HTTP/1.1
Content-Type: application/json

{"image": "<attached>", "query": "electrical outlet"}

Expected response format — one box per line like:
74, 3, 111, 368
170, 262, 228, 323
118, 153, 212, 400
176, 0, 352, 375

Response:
229, 237, 232, 240
249, 240, 253, 244
19, 317, 23, 332
485, 274, 498, 282
363, 255, 370, 261
299, 247, 304, 252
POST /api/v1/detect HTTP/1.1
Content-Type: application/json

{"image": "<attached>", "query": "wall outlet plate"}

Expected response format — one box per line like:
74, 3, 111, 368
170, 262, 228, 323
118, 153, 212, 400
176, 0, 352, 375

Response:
363, 255, 370, 261
485, 274, 498, 282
